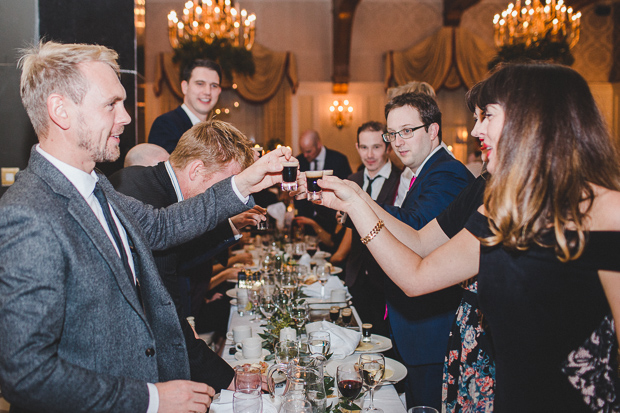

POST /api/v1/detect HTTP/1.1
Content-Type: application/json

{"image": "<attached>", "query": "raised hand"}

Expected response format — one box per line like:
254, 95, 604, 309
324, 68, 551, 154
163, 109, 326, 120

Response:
314, 175, 363, 212
235, 147, 294, 197
231, 206, 267, 229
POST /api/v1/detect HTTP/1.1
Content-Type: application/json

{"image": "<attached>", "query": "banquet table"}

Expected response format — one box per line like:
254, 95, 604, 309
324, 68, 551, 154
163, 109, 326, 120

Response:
219, 304, 407, 413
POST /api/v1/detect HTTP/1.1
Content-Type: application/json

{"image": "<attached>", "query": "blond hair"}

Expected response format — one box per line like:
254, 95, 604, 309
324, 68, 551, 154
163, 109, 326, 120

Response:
477, 63, 620, 261
169, 120, 254, 173
18, 41, 120, 139
387, 81, 436, 100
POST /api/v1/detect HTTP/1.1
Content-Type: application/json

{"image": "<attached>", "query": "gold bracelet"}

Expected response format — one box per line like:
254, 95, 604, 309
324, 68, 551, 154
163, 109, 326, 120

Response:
360, 220, 384, 245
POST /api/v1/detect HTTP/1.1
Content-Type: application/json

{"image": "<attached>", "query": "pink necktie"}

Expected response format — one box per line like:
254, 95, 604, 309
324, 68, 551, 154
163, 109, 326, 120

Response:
409, 176, 416, 190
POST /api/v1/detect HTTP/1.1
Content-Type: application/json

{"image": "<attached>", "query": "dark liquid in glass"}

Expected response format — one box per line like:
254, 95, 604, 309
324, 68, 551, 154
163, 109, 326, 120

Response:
282, 165, 297, 182
338, 380, 362, 399
342, 312, 352, 325
329, 309, 340, 322
307, 177, 321, 192
306, 248, 317, 257
293, 254, 303, 261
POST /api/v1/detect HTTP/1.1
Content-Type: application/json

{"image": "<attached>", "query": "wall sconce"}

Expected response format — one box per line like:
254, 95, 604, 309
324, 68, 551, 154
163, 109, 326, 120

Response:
455, 127, 468, 144
329, 99, 353, 129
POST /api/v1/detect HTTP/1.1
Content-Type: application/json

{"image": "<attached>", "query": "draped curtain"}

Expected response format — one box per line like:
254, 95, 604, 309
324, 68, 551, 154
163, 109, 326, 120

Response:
385, 27, 496, 91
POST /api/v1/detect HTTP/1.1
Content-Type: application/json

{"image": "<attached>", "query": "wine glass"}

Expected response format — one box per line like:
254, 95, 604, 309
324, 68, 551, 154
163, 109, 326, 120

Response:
337, 363, 363, 409
305, 235, 318, 258
292, 242, 306, 262
247, 288, 262, 322
359, 353, 385, 413
275, 340, 299, 364
316, 265, 330, 299
307, 331, 331, 357
232, 389, 262, 413
291, 302, 309, 330
259, 295, 276, 321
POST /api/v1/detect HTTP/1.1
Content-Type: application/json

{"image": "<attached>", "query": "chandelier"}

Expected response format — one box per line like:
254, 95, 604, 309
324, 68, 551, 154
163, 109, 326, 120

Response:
168, 0, 256, 50
329, 100, 353, 129
493, 0, 581, 49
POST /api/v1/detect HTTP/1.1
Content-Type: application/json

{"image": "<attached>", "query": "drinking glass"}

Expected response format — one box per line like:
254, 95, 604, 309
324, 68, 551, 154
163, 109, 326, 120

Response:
281, 161, 299, 191
305, 236, 318, 258
408, 408, 439, 413
292, 242, 306, 262
275, 340, 299, 364
329, 306, 340, 323
316, 265, 330, 299
291, 302, 309, 330
280, 399, 313, 413
259, 295, 276, 321
308, 331, 331, 357
359, 353, 385, 412
234, 365, 262, 392
341, 308, 353, 327
337, 363, 363, 408
232, 390, 262, 413
247, 288, 262, 322
306, 171, 323, 201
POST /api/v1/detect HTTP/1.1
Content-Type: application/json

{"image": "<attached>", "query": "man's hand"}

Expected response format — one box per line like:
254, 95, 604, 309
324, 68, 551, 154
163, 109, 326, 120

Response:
231, 206, 266, 230
229, 252, 253, 266
156, 380, 215, 413
235, 147, 293, 197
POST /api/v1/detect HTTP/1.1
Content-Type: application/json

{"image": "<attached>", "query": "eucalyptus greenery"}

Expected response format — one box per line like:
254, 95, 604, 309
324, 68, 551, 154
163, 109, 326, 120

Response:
173, 37, 255, 82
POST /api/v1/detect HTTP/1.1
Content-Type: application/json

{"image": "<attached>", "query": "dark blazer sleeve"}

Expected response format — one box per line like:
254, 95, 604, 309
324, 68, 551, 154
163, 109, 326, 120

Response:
148, 107, 192, 154
325, 149, 352, 179
382, 162, 473, 230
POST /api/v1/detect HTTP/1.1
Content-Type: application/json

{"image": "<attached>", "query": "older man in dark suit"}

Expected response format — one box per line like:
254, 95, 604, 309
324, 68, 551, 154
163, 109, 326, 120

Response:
148, 59, 222, 153
0, 41, 292, 413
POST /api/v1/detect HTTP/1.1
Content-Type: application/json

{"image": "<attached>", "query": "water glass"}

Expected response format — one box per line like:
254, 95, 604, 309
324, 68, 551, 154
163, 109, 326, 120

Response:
307, 331, 331, 357
232, 390, 262, 413
280, 399, 312, 413
291, 302, 309, 330
234, 365, 262, 392
275, 340, 299, 364
408, 408, 439, 413
359, 353, 385, 413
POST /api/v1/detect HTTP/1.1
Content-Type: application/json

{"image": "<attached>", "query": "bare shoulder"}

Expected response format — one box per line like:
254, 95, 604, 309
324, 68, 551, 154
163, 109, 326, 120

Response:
590, 186, 620, 231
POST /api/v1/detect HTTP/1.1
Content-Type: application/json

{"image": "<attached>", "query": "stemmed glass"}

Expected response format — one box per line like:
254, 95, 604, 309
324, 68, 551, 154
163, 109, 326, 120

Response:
280, 399, 312, 413
259, 294, 276, 321
307, 331, 331, 357
247, 288, 262, 323
337, 363, 363, 409
305, 236, 318, 258
292, 242, 306, 262
316, 265, 330, 299
232, 389, 262, 413
359, 353, 385, 413
291, 301, 309, 331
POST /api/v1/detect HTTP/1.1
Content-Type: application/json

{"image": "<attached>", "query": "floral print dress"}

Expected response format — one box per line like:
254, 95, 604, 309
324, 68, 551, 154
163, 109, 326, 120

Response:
442, 279, 495, 413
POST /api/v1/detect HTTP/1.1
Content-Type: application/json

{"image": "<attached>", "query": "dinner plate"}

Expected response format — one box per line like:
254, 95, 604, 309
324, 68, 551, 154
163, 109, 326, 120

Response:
226, 288, 238, 299
314, 251, 332, 259
330, 266, 343, 275
325, 355, 407, 383
354, 334, 392, 353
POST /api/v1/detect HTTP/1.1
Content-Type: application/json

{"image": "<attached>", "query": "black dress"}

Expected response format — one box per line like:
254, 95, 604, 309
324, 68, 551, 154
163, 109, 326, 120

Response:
466, 211, 620, 412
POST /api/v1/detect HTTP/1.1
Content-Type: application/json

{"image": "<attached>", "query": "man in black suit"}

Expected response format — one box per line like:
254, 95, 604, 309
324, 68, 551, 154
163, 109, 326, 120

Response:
296, 130, 352, 230
343, 121, 401, 338
148, 59, 222, 153
110, 120, 262, 331
297, 129, 352, 179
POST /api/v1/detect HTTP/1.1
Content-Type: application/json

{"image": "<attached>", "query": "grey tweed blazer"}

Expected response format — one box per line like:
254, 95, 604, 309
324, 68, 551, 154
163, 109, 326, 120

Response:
0, 147, 251, 412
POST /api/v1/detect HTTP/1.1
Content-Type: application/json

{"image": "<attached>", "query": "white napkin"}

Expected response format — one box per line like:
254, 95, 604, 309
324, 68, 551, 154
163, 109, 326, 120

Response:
266, 202, 287, 231
210, 390, 279, 413
298, 252, 312, 267
305, 320, 361, 360
302, 276, 344, 298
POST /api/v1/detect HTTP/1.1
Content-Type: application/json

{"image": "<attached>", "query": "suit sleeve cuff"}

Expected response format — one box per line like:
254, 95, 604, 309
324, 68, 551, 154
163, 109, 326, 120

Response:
230, 176, 250, 204
146, 383, 159, 413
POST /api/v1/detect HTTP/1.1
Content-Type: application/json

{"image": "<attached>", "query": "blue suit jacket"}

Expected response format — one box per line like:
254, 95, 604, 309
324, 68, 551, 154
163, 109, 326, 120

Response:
0, 147, 248, 412
383, 147, 473, 366
148, 106, 193, 153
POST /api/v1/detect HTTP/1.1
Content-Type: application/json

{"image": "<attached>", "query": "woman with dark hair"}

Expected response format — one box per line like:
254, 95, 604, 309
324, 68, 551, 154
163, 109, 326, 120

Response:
315, 63, 620, 411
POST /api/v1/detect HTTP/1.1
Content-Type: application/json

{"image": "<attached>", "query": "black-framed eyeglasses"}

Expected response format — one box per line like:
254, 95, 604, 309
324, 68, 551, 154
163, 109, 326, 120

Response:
382, 124, 428, 142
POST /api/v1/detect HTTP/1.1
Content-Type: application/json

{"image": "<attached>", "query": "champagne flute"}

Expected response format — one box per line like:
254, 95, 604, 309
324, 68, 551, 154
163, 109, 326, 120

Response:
307, 331, 331, 357
247, 288, 261, 323
337, 363, 363, 408
359, 353, 385, 413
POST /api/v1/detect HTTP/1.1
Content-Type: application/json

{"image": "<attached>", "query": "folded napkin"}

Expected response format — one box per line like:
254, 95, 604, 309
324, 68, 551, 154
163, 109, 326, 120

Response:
267, 202, 287, 231
210, 390, 279, 413
298, 252, 312, 267
305, 320, 361, 360
302, 276, 344, 298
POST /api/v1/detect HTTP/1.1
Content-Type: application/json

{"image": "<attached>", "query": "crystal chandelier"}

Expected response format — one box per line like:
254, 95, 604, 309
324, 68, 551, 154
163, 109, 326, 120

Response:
493, 0, 581, 49
168, 0, 256, 50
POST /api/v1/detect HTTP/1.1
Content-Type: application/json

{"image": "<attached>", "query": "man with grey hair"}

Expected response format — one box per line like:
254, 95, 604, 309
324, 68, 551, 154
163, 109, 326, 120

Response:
0, 41, 292, 413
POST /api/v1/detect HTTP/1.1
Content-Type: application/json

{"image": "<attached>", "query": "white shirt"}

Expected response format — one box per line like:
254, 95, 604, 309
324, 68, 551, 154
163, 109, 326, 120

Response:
310, 146, 327, 171
181, 103, 202, 126
35, 146, 159, 412
363, 160, 392, 201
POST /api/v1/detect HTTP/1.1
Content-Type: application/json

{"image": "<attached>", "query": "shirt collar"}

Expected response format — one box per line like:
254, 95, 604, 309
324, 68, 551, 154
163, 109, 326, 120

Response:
315, 146, 327, 164
36, 144, 98, 201
181, 103, 202, 126
364, 159, 392, 181
413, 145, 443, 177
164, 160, 184, 202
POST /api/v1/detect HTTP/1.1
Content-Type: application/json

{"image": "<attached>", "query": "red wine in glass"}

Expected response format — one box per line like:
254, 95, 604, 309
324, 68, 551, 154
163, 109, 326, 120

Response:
306, 247, 317, 257
338, 379, 362, 399
292, 253, 303, 261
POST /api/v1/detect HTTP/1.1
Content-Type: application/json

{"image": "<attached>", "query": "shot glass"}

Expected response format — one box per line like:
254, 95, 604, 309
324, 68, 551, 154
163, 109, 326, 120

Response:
281, 161, 299, 191
306, 171, 323, 201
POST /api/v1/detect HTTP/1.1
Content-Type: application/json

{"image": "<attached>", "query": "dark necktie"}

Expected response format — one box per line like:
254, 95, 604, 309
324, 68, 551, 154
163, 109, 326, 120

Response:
366, 176, 379, 198
311, 160, 317, 171
93, 183, 141, 299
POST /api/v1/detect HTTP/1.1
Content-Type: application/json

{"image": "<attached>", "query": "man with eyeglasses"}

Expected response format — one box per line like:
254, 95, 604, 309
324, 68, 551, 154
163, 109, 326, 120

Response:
380, 92, 473, 410
149, 59, 223, 153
